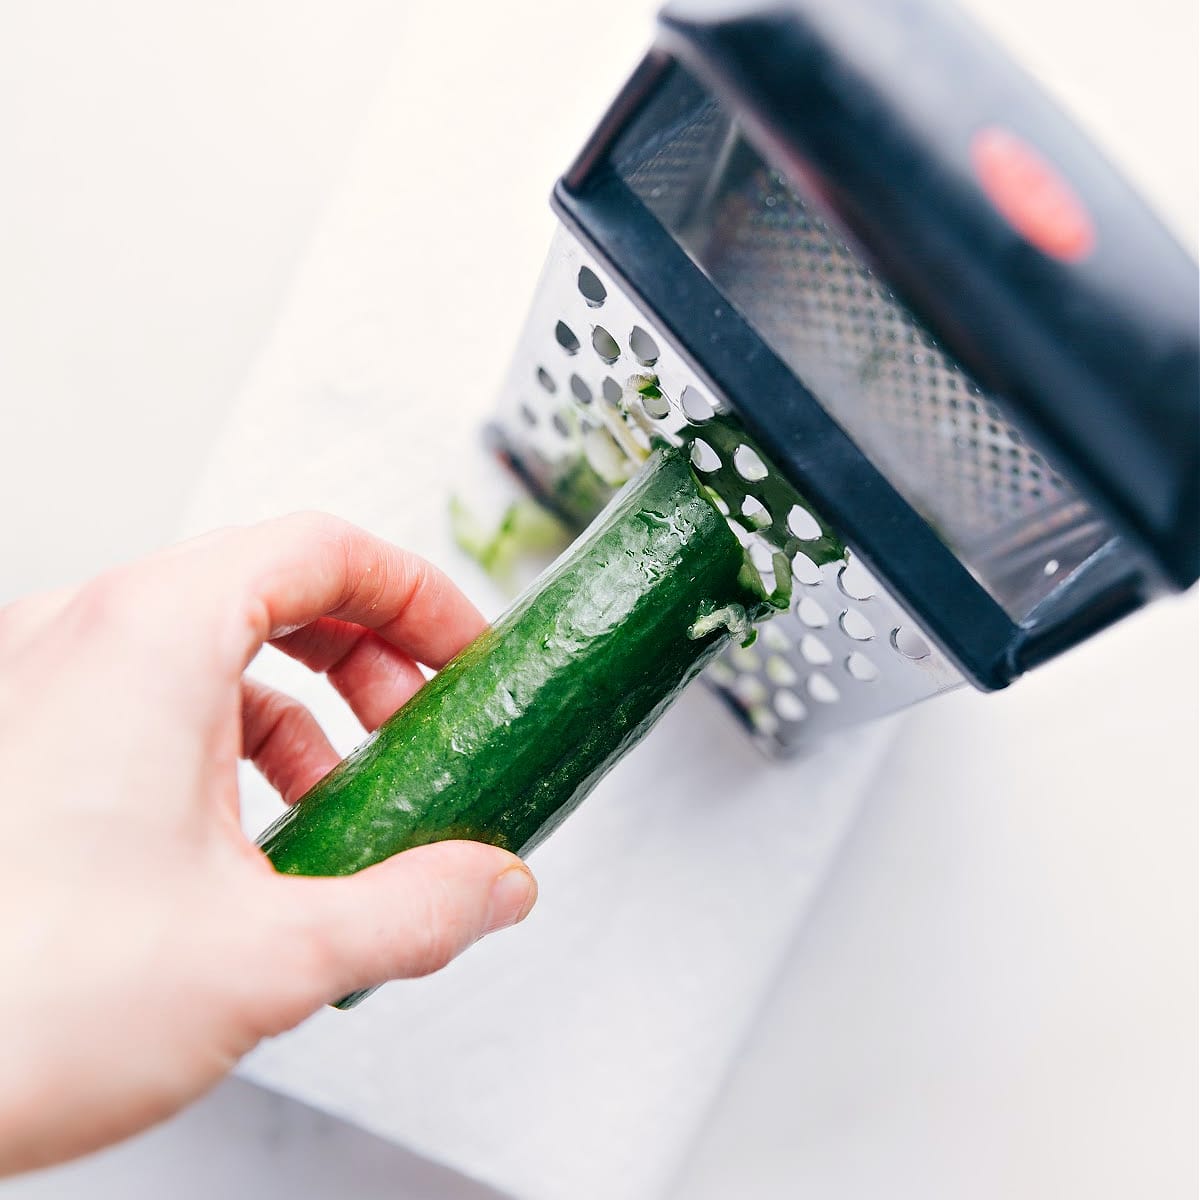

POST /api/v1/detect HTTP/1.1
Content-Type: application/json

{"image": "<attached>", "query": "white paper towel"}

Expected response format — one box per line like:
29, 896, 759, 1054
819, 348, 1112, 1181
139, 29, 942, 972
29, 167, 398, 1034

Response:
178, 5, 901, 1196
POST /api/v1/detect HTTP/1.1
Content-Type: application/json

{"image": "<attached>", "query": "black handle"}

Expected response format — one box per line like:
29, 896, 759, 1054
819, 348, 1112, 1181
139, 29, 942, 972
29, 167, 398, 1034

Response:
657, 0, 1199, 590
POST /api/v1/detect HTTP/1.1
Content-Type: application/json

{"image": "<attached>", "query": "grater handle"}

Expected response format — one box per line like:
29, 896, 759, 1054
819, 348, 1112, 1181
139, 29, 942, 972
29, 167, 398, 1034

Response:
656, 0, 1199, 591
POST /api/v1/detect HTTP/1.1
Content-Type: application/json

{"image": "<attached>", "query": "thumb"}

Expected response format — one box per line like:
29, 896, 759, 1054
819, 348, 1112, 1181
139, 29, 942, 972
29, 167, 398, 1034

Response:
278, 841, 537, 1008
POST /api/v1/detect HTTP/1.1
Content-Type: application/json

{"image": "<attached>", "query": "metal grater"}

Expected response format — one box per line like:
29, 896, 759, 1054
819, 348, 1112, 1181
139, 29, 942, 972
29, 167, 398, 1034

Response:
489, 0, 1199, 755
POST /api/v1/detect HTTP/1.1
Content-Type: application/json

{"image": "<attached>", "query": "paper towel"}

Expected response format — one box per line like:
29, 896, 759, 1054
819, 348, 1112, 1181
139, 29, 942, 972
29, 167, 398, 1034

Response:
178, 5, 900, 1196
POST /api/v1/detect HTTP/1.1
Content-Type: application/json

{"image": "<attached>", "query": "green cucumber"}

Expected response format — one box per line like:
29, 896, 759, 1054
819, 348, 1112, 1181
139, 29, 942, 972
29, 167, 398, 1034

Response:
257, 446, 781, 1005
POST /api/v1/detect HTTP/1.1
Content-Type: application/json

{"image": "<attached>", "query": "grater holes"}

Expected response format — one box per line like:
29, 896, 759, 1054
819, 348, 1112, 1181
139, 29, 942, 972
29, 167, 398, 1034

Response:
800, 633, 832, 665
839, 609, 875, 641
706, 659, 735, 687
640, 390, 670, 420
551, 411, 572, 438
569, 374, 593, 404
729, 644, 761, 673
554, 321, 580, 355
681, 386, 714, 422
745, 534, 771, 566
741, 496, 771, 530
807, 672, 840, 704
773, 688, 807, 722
766, 655, 798, 686
846, 651, 879, 682
592, 326, 620, 364
762, 622, 791, 653
727, 519, 753, 549
749, 705, 781, 737
786, 504, 821, 540
519, 402, 538, 428
629, 326, 660, 366
536, 367, 556, 393
733, 444, 768, 482
731, 673, 767, 707
643, 152, 1086, 593
892, 626, 931, 660
747, 537, 778, 591
503, 229, 973, 754
797, 596, 828, 628
690, 439, 721, 473
577, 266, 607, 307
790, 550, 821, 586
838, 560, 876, 601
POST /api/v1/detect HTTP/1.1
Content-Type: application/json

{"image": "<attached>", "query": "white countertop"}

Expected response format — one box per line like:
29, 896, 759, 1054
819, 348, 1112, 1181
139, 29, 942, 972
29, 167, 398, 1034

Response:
0, 1, 1194, 1197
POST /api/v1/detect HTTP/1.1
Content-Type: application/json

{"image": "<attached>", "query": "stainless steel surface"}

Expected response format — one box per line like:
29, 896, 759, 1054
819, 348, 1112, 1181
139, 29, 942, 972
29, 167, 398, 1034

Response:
616, 95, 1119, 621
496, 227, 964, 754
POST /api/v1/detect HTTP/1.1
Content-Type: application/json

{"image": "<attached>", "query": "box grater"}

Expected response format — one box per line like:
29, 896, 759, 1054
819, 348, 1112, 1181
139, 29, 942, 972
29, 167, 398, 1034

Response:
488, 0, 1199, 755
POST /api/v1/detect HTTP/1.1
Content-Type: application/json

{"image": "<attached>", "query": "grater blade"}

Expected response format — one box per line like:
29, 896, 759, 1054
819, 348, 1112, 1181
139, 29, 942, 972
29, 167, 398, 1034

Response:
611, 94, 1118, 621
493, 226, 963, 755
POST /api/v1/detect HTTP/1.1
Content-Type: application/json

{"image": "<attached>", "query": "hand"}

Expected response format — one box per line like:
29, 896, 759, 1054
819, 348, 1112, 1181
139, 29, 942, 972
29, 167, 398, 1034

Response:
0, 514, 537, 1176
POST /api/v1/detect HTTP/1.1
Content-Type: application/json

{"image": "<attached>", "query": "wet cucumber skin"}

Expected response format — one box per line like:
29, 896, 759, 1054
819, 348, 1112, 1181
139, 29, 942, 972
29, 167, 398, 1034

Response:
257, 447, 766, 878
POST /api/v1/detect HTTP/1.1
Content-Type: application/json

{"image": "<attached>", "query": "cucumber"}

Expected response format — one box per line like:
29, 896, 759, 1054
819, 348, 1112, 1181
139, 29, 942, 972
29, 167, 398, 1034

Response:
257, 446, 780, 1005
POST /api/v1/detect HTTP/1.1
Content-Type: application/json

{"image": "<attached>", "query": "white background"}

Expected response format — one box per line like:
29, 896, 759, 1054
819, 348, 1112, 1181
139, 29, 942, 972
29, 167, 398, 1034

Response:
0, 1, 1195, 1197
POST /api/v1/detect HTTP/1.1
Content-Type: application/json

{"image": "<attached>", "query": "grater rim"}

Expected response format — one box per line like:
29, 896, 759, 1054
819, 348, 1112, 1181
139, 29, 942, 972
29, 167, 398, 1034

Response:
552, 167, 1020, 691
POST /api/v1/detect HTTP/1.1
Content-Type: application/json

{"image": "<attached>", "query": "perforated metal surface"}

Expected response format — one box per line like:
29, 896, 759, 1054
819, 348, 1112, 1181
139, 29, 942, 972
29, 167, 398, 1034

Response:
495, 227, 963, 755
616, 96, 1116, 620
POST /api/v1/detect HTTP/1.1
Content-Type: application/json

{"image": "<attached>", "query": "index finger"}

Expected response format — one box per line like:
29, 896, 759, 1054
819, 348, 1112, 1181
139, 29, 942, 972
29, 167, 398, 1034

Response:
248, 512, 487, 667
187, 512, 488, 672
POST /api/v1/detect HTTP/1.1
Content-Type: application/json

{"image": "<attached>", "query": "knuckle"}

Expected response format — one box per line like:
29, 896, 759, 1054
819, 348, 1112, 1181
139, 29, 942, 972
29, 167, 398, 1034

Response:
279, 510, 354, 552
297, 917, 350, 986
268, 707, 311, 768
409, 556, 439, 605
238, 592, 274, 655
292, 512, 367, 611
395, 848, 497, 977
273, 892, 351, 994
358, 548, 395, 618
67, 570, 139, 638
244, 686, 310, 761
267, 692, 301, 737
278, 508, 340, 533
391, 553, 440, 628
389, 862, 477, 980
400, 910, 461, 979
268, 511, 355, 580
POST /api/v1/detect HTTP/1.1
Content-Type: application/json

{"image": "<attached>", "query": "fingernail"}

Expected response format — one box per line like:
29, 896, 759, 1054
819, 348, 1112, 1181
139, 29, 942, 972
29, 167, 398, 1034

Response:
484, 865, 537, 934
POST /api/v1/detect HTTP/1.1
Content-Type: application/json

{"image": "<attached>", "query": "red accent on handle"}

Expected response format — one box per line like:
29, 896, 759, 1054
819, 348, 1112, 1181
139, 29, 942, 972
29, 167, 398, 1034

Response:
970, 126, 1096, 262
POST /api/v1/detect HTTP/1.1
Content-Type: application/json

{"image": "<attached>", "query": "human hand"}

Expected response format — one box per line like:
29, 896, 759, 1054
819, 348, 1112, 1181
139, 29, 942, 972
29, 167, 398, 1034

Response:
0, 514, 537, 1175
